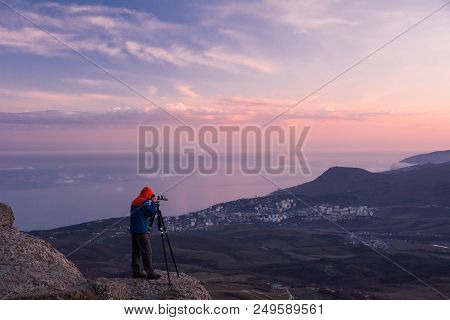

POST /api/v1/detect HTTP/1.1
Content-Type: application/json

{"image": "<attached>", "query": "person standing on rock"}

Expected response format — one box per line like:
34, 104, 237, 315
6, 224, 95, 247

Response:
130, 186, 161, 280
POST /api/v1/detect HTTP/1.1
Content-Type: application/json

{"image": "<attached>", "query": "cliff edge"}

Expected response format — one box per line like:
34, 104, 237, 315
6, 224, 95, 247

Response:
0, 203, 210, 300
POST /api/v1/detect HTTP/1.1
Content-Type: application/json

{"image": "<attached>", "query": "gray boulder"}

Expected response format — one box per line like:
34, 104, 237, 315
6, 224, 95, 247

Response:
0, 203, 86, 299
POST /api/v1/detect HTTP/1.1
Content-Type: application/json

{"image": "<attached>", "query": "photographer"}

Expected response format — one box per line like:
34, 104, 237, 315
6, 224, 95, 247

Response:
129, 186, 161, 280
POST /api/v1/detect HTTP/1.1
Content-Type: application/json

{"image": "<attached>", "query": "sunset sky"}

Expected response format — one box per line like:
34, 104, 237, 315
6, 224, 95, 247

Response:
0, 0, 449, 152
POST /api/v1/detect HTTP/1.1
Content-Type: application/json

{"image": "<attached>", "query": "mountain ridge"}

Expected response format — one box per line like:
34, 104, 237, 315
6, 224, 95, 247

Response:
401, 150, 450, 165
274, 161, 450, 207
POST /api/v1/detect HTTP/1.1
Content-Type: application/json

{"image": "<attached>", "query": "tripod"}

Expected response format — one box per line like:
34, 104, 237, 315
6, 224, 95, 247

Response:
149, 202, 180, 285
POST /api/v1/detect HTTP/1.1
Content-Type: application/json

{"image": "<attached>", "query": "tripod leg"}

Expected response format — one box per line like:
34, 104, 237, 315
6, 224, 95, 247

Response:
158, 214, 171, 285
160, 216, 180, 278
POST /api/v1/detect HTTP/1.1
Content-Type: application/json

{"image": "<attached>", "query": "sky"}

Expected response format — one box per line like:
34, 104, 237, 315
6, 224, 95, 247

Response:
0, 0, 449, 153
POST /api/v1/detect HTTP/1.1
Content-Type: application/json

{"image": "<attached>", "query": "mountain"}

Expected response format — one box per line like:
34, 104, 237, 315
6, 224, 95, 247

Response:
0, 203, 210, 300
400, 150, 450, 165
275, 162, 450, 206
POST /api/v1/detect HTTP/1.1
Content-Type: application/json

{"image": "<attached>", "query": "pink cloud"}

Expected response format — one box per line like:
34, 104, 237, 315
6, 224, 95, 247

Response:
124, 41, 277, 73
177, 85, 199, 98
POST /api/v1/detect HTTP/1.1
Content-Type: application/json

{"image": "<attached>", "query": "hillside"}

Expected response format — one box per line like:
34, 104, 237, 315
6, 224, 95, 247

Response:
275, 162, 450, 206
31, 209, 450, 299
401, 150, 450, 165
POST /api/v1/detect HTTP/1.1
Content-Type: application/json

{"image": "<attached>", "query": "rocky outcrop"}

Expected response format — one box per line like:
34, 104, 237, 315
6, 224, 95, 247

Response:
0, 203, 87, 299
0, 227, 87, 299
94, 273, 210, 300
0, 203, 210, 300
0, 203, 14, 227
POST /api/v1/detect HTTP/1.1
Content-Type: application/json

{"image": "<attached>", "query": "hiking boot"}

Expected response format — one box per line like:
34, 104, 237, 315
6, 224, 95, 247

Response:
146, 272, 161, 280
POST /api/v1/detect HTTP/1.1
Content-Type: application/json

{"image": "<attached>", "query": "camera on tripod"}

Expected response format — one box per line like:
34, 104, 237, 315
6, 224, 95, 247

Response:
155, 195, 169, 202
148, 192, 179, 285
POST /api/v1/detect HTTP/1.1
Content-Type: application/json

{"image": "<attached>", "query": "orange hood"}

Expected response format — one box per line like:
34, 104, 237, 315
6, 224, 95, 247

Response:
131, 186, 154, 206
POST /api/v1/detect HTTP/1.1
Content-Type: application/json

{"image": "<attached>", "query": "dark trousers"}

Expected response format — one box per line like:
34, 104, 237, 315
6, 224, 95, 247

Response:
131, 233, 153, 275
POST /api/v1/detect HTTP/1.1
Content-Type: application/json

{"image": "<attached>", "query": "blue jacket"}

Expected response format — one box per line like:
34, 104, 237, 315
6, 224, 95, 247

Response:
130, 200, 157, 234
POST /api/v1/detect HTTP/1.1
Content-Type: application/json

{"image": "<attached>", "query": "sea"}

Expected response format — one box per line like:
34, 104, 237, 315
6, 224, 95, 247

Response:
0, 150, 417, 230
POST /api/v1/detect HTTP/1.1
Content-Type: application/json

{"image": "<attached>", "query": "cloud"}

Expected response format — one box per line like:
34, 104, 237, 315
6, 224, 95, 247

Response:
124, 41, 186, 66
218, 28, 253, 43
216, 97, 397, 121
219, 97, 289, 108
177, 85, 199, 98
0, 84, 412, 125
0, 88, 143, 111
70, 78, 115, 87
0, 109, 148, 125
0, 26, 64, 56
261, 0, 356, 33
0, 2, 276, 74
33, 2, 177, 32
203, 46, 276, 73
147, 86, 158, 96
0, 2, 171, 58
0, 104, 400, 127
291, 108, 394, 121
124, 41, 276, 73
0, 26, 122, 57
206, 0, 355, 34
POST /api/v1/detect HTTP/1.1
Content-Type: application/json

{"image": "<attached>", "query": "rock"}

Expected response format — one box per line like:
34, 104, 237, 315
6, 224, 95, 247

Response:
0, 225, 86, 299
0, 202, 210, 300
93, 272, 211, 300
0, 203, 14, 228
